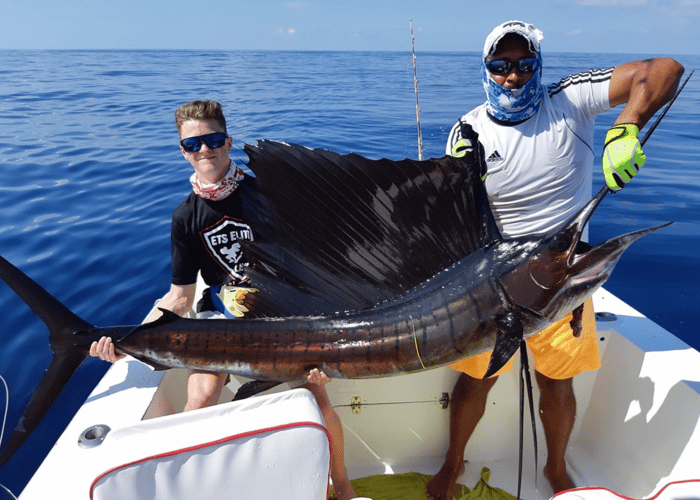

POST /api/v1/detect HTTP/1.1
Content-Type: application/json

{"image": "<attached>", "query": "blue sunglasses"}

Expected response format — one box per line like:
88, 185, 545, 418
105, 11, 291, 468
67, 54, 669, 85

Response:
180, 132, 228, 153
485, 57, 538, 76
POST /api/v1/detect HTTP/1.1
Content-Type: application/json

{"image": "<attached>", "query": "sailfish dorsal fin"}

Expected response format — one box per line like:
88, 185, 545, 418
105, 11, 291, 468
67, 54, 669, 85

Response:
240, 136, 500, 316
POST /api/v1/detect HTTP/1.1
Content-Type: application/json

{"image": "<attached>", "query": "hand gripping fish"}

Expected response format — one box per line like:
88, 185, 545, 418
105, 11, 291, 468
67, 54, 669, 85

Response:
0, 134, 669, 466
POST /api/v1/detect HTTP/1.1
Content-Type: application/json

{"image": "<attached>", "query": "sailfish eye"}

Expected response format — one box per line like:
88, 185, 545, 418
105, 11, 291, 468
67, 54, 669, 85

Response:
550, 236, 570, 253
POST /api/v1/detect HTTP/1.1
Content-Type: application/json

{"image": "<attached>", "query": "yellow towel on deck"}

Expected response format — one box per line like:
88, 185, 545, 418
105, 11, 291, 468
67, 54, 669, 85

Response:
335, 467, 520, 500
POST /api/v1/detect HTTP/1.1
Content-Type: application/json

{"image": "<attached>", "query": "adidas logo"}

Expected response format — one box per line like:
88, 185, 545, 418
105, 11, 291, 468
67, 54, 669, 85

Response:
487, 150, 504, 162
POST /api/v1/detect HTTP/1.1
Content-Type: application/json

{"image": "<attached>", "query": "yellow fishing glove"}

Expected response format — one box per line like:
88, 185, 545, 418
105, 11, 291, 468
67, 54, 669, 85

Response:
451, 137, 488, 182
602, 123, 646, 191
217, 286, 258, 318
451, 138, 473, 158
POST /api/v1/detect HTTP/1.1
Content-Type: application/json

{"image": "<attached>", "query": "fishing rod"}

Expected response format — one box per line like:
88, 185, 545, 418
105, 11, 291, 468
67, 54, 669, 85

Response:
410, 20, 423, 161
640, 69, 693, 147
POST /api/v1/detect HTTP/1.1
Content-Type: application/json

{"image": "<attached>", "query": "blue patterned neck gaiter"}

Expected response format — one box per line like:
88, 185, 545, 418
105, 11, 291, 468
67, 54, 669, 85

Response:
481, 54, 544, 124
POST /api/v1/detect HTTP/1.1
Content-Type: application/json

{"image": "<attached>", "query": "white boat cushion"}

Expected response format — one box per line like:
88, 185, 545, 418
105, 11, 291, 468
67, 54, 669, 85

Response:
552, 480, 700, 500
90, 388, 331, 500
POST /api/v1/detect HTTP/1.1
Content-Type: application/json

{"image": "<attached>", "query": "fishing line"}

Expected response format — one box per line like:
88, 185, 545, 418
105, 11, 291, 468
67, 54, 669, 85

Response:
0, 374, 19, 500
409, 315, 427, 370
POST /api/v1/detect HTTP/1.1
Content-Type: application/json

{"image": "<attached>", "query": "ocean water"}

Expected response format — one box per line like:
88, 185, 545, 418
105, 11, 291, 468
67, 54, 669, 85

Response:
0, 50, 698, 494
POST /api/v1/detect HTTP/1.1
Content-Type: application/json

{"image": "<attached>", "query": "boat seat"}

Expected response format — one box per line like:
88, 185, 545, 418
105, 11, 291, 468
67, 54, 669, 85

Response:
90, 388, 330, 500
552, 480, 700, 500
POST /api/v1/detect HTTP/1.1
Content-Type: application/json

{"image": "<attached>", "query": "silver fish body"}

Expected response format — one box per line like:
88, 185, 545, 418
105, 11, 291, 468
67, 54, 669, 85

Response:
112, 248, 521, 380
109, 186, 668, 380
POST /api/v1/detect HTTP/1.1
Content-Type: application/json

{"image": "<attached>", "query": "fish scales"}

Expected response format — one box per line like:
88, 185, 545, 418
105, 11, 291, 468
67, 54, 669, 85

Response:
107, 249, 533, 380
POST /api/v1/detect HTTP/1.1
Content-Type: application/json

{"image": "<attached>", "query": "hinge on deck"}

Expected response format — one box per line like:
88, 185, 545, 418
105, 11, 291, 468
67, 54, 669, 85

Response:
439, 392, 450, 409
350, 396, 362, 414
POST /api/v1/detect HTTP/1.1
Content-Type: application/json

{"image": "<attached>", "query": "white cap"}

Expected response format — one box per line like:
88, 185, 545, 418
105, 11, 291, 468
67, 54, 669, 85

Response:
483, 20, 544, 59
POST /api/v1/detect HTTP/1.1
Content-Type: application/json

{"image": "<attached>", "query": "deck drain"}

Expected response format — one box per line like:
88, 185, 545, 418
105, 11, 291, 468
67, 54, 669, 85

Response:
595, 312, 617, 322
78, 424, 111, 449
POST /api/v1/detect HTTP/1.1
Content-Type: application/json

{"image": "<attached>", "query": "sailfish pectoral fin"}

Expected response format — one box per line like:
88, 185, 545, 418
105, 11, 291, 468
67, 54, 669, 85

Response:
484, 313, 523, 378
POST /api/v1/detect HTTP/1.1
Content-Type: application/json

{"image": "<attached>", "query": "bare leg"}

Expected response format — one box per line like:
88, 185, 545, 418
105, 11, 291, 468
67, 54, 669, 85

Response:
303, 381, 356, 500
185, 370, 229, 411
426, 373, 499, 500
535, 371, 576, 493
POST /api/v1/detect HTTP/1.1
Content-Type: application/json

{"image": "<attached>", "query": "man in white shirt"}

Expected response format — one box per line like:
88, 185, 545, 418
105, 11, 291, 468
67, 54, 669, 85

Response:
427, 20, 684, 500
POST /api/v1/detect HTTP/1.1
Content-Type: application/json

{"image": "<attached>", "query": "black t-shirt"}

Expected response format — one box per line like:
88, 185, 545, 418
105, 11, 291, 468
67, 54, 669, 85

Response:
170, 174, 257, 287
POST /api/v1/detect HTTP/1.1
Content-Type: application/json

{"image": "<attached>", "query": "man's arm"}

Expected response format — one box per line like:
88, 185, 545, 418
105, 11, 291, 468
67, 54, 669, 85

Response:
602, 58, 684, 191
89, 283, 196, 362
609, 58, 685, 127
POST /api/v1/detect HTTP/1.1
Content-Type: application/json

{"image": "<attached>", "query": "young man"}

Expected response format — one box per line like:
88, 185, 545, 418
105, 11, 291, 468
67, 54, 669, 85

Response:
426, 21, 684, 500
90, 100, 357, 500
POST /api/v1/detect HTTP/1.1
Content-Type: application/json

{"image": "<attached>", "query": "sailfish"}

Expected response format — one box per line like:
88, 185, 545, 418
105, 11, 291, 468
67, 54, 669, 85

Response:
0, 132, 669, 466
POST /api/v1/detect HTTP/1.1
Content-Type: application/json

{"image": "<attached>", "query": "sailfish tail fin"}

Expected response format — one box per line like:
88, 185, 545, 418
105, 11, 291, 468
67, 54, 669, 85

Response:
0, 350, 88, 466
0, 255, 94, 466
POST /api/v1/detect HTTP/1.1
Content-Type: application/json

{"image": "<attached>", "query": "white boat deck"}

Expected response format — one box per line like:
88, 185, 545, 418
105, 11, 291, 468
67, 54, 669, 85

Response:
17, 288, 700, 500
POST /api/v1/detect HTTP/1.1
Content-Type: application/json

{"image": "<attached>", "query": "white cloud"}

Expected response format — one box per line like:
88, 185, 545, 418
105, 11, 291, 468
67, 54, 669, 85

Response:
277, 27, 298, 39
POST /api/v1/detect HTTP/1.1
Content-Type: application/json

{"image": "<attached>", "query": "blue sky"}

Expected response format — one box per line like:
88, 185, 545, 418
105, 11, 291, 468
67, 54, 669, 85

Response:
2, 0, 698, 55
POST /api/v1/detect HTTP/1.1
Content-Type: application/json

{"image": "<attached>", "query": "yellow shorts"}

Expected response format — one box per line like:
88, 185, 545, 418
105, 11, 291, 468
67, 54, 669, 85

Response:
450, 298, 601, 380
